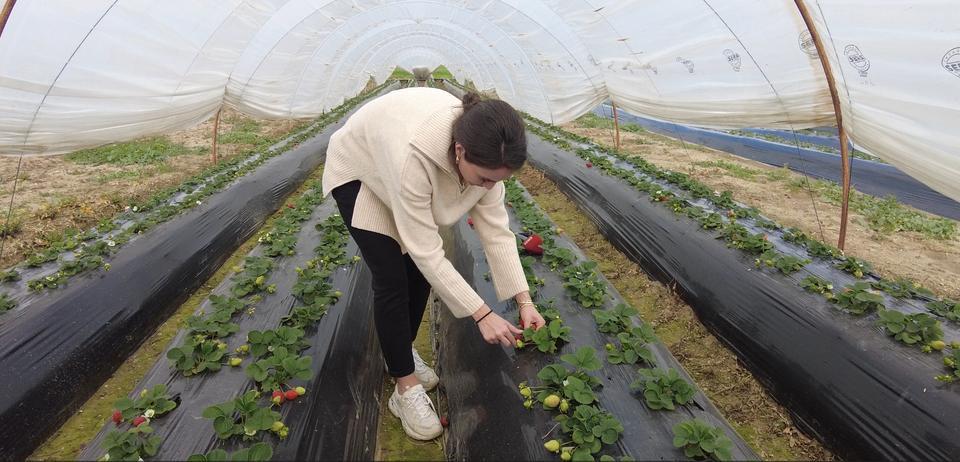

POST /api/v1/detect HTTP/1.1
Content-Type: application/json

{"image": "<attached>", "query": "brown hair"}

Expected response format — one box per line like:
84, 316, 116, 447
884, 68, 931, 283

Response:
452, 92, 527, 170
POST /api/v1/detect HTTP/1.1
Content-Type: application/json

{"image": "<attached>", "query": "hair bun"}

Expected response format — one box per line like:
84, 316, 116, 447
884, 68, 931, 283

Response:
461, 92, 482, 112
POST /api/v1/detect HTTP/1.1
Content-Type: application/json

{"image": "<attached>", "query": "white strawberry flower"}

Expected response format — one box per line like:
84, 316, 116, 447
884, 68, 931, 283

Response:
195, 200, 202, 206
144, 409, 155, 418
132, 206, 139, 212
106, 240, 116, 247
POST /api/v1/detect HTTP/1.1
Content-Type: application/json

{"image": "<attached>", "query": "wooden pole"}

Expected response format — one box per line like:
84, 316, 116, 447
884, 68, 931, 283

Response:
0, 0, 17, 39
794, 0, 851, 251
211, 107, 221, 165
611, 101, 621, 151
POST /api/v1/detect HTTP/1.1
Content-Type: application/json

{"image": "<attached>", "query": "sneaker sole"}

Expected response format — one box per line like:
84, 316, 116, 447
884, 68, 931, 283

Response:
388, 393, 443, 441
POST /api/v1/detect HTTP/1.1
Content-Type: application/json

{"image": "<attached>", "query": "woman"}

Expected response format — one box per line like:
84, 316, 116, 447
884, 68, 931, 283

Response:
322, 87, 546, 441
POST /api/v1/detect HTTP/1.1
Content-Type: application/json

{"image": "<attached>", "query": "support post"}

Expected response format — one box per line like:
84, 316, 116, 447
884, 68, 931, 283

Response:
0, 0, 17, 38
211, 107, 222, 165
611, 101, 621, 151
794, 0, 851, 250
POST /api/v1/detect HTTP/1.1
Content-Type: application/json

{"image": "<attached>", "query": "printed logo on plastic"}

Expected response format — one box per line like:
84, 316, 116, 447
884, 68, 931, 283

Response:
799, 30, 818, 57
944, 47, 960, 78
676, 57, 695, 74
844, 45, 870, 77
723, 49, 742, 72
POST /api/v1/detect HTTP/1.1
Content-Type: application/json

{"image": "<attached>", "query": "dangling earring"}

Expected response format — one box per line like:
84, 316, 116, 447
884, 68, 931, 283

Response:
455, 154, 461, 164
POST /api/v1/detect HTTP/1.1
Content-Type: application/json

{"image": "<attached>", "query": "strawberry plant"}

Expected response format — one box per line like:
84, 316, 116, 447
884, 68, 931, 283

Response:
100, 425, 161, 461
187, 443, 273, 462
184, 311, 240, 339
672, 419, 733, 461
782, 227, 809, 245
562, 262, 607, 308
631, 368, 695, 411
800, 275, 834, 300
834, 282, 885, 315
724, 227, 773, 255
697, 212, 725, 230
231, 257, 273, 298
552, 405, 624, 460
805, 240, 843, 260
167, 337, 229, 376
876, 310, 943, 347
607, 325, 656, 366
835, 256, 872, 278
523, 347, 603, 410
114, 384, 178, 422
246, 326, 307, 357
292, 265, 334, 305
755, 250, 810, 275
0, 294, 14, 313
522, 318, 571, 354
927, 299, 960, 322
543, 245, 576, 271
936, 348, 960, 383
0, 269, 20, 282
592, 304, 634, 334
245, 346, 312, 391
202, 390, 283, 440
871, 278, 934, 299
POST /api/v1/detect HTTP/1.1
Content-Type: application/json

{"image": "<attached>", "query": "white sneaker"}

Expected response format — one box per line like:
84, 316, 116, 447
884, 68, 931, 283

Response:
388, 384, 443, 441
411, 347, 440, 391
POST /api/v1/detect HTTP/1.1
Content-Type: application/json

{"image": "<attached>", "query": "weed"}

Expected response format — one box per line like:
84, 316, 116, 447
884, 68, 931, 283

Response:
66, 137, 203, 166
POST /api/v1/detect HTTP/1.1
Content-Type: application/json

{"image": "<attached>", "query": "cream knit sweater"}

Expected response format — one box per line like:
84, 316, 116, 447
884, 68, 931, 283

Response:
321, 88, 529, 318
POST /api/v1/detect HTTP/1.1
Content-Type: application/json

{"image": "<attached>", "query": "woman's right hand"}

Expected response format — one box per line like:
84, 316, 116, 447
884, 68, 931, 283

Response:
473, 305, 523, 347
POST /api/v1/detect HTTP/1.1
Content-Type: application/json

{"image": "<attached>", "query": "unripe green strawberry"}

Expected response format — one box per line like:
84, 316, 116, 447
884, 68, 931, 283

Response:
931, 340, 946, 351
255, 275, 265, 286
519, 387, 532, 398
559, 399, 569, 413
605, 343, 614, 351
544, 394, 561, 409
561, 450, 572, 461
523, 399, 533, 409
544, 440, 560, 453
229, 357, 242, 367
295, 386, 306, 395
271, 421, 285, 433
515, 339, 524, 349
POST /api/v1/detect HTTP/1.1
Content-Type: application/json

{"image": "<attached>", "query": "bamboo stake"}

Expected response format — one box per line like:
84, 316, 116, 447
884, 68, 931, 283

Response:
794, 0, 852, 251
611, 101, 621, 151
211, 107, 221, 165
0, 0, 17, 39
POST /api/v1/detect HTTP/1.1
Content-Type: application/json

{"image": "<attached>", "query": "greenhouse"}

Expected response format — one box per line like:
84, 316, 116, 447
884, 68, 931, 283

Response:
0, 1, 958, 461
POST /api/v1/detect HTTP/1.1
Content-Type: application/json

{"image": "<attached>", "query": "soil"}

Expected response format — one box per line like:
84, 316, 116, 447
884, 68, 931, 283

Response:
517, 166, 833, 461
0, 108, 309, 270
565, 125, 960, 301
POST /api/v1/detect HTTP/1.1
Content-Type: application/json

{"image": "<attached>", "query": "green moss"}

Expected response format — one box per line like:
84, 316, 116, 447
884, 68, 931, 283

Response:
375, 306, 445, 461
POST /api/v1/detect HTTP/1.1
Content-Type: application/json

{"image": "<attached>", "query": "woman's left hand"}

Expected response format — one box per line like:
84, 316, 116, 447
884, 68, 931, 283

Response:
519, 303, 546, 330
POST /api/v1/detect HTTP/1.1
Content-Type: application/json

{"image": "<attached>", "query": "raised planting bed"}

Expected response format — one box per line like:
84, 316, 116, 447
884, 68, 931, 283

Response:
521, 120, 960, 461
79, 188, 383, 460
434, 178, 756, 461
0, 87, 395, 461
0, 83, 394, 312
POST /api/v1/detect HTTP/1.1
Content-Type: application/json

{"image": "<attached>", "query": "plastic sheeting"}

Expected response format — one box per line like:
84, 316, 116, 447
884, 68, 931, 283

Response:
1, 1, 957, 205
0, 123, 338, 461
593, 104, 960, 220
436, 192, 756, 460
79, 208, 383, 460
525, 135, 960, 461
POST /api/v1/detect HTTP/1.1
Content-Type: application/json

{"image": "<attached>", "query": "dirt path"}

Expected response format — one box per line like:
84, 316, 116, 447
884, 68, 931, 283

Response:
563, 124, 960, 300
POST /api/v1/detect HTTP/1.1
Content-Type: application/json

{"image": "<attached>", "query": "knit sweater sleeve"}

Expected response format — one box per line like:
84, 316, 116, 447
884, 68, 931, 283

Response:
470, 182, 529, 301
392, 155, 485, 318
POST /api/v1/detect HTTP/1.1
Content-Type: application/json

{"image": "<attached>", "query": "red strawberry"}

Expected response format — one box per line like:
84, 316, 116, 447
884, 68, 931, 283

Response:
467, 217, 474, 227
522, 234, 544, 255
132, 416, 146, 427
440, 415, 449, 427
272, 390, 284, 404
111, 410, 123, 425
285, 389, 299, 401
585, 162, 593, 168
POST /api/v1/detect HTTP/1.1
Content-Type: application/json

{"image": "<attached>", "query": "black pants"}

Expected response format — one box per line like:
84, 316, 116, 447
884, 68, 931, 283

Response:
332, 181, 431, 378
